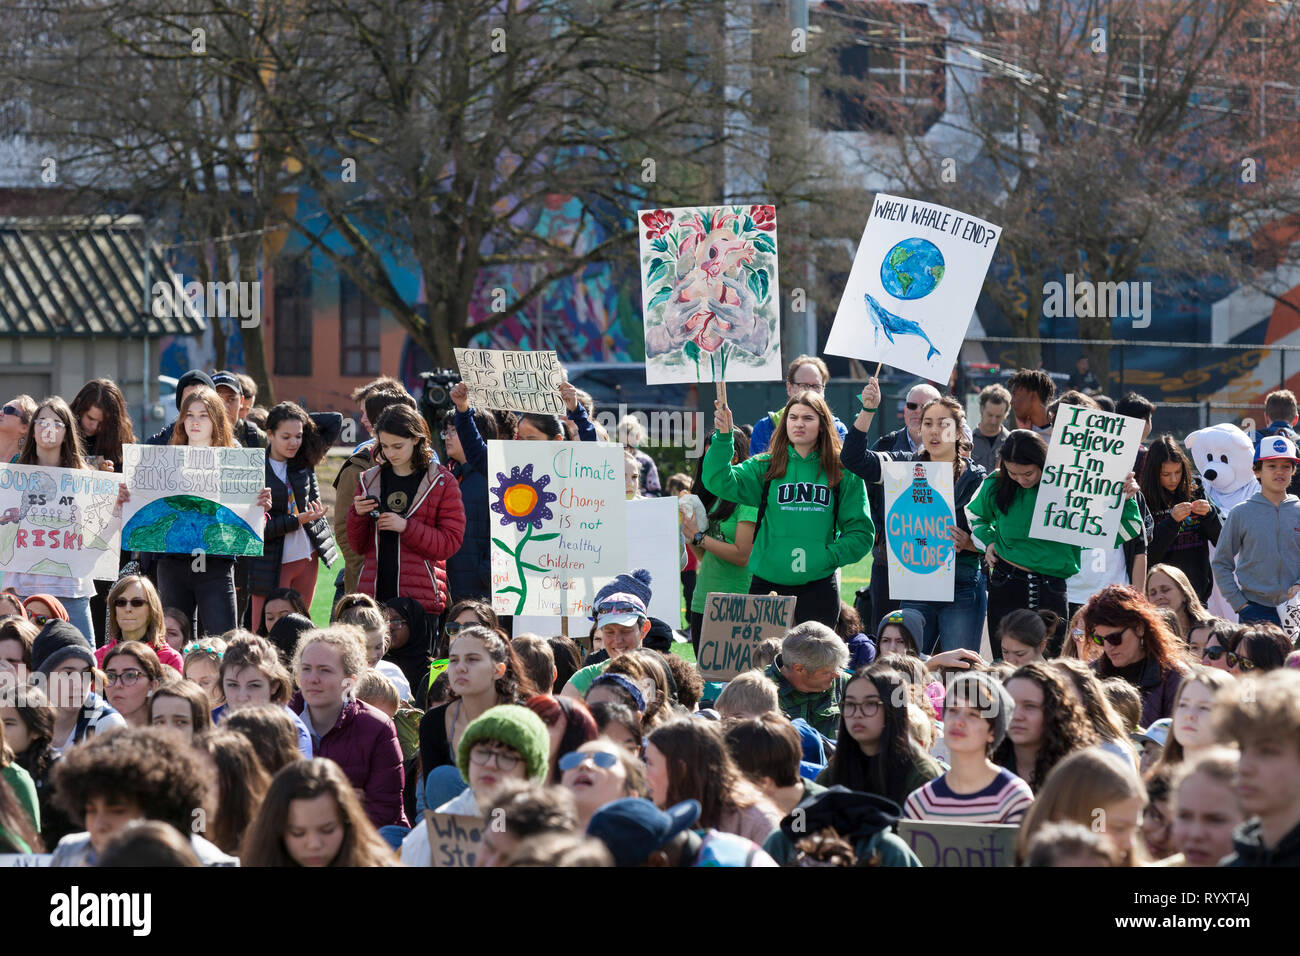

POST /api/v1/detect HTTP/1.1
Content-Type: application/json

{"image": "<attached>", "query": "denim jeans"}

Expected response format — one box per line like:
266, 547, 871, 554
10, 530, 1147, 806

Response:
901, 560, 987, 655
61, 595, 96, 647
1239, 601, 1282, 626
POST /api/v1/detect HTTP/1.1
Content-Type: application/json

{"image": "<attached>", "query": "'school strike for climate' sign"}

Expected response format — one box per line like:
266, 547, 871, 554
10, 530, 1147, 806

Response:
454, 348, 566, 416
488, 440, 627, 618
119, 444, 267, 556
1029, 406, 1142, 549
697, 592, 797, 681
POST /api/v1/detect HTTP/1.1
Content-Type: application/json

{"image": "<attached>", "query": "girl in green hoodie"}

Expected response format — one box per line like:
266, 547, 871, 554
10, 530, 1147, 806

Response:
704, 392, 874, 628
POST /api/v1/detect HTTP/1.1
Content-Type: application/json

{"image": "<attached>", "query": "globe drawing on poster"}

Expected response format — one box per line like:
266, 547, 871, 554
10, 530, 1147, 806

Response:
881, 237, 945, 300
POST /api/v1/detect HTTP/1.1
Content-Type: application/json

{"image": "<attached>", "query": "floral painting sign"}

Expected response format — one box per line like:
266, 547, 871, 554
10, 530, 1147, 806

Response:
638, 204, 782, 385
487, 440, 627, 618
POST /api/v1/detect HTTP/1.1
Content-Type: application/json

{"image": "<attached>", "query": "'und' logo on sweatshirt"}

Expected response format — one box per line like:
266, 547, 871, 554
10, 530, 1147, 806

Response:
777, 483, 831, 506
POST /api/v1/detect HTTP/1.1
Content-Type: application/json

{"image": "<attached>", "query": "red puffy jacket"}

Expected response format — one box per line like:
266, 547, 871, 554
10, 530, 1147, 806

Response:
346, 461, 466, 616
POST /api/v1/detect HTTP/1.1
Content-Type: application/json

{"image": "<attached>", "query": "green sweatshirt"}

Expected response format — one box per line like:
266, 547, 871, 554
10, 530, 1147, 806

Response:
702, 430, 874, 586
965, 473, 1142, 580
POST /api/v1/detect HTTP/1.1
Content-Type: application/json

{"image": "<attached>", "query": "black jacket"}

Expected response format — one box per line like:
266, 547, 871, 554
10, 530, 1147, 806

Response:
246, 459, 338, 595
1147, 479, 1222, 602
445, 409, 491, 604
1222, 818, 1300, 867
867, 427, 914, 559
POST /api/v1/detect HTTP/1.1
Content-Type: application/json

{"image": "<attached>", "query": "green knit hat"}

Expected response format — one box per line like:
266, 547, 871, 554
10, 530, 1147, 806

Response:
456, 704, 551, 784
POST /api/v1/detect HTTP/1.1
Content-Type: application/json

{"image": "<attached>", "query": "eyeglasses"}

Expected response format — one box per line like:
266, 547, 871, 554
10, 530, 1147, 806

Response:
114, 598, 147, 608
35, 419, 67, 430
385, 616, 409, 629
1201, 645, 1226, 662
104, 669, 146, 686
444, 621, 472, 637
594, 601, 643, 617
559, 750, 619, 772
1227, 652, 1256, 672
843, 699, 883, 717
789, 381, 825, 392
469, 746, 522, 771
1089, 628, 1128, 647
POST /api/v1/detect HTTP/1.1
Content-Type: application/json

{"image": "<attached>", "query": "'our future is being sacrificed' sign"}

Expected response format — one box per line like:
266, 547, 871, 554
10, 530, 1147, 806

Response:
1029, 405, 1142, 549
453, 348, 566, 416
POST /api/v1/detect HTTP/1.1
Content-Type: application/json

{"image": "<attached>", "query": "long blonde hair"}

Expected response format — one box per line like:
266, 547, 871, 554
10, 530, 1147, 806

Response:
171, 387, 237, 448
1017, 747, 1147, 865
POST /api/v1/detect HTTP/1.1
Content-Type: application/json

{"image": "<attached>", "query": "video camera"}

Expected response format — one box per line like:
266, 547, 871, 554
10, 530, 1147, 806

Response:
418, 368, 461, 436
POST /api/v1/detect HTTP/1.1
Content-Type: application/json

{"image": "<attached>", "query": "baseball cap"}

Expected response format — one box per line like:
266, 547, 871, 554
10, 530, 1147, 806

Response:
1132, 717, 1172, 749
593, 592, 648, 629
586, 798, 702, 867
1256, 434, 1300, 463
211, 371, 243, 396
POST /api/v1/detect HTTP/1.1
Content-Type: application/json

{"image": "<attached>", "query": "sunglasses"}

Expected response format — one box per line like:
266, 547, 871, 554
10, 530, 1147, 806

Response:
1089, 628, 1128, 647
30, 614, 53, 626
444, 621, 473, 637
104, 669, 146, 686
905, 402, 920, 411
114, 598, 147, 608
1201, 645, 1226, 662
594, 601, 642, 617
1, 404, 22, 418
1227, 652, 1256, 672
559, 750, 619, 773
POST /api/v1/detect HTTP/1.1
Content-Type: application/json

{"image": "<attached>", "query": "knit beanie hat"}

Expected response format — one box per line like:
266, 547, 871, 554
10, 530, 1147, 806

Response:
947, 670, 1016, 751
31, 620, 96, 676
23, 594, 69, 622
175, 369, 216, 410
877, 608, 927, 653
594, 570, 652, 611
456, 704, 551, 785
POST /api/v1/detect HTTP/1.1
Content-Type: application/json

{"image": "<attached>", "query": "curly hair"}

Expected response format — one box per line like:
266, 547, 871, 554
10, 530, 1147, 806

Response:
292, 625, 369, 688
994, 662, 1099, 791
1083, 584, 1189, 677
605, 652, 671, 730
265, 401, 328, 468
1050, 658, 1132, 748
447, 625, 535, 705
52, 727, 210, 832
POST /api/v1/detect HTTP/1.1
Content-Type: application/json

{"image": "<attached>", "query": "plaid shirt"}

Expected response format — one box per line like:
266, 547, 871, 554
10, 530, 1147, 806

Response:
764, 658, 849, 741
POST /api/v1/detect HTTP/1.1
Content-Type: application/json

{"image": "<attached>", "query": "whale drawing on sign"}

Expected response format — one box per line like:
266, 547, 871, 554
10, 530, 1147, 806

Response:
864, 292, 940, 361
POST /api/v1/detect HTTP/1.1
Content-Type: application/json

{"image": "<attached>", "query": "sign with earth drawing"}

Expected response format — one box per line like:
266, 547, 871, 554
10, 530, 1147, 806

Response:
487, 440, 627, 618
120, 444, 267, 556
826, 194, 1001, 383
883, 461, 955, 602
638, 204, 782, 385
0, 464, 124, 580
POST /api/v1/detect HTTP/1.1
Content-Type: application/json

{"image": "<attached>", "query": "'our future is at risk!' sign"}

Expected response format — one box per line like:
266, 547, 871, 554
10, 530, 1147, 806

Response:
1029, 405, 1142, 549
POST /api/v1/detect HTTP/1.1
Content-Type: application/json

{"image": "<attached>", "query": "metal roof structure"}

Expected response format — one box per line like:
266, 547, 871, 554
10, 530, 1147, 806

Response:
0, 216, 205, 337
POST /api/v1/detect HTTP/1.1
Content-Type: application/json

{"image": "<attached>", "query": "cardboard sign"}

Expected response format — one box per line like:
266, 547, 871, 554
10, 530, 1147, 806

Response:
1279, 595, 1300, 644
627, 497, 683, 627
0, 853, 51, 866
0, 464, 123, 580
120, 444, 267, 556
425, 812, 485, 867
1029, 405, 1143, 549
826, 194, 1001, 383
488, 440, 627, 617
697, 591, 797, 681
896, 820, 1018, 867
454, 348, 566, 416
883, 460, 955, 602
638, 204, 782, 385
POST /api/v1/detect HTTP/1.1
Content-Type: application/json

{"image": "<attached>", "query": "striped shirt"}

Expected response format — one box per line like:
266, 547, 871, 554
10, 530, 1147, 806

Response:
902, 767, 1034, 825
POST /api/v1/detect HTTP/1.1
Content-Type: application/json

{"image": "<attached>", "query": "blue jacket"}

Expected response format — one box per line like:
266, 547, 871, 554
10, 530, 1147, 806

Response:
749, 409, 848, 455
446, 409, 492, 604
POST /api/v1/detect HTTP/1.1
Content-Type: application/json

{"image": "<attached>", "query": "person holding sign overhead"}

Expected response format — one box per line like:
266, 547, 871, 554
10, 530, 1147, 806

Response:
842, 377, 988, 653
705, 392, 873, 629
965, 430, 1144, 658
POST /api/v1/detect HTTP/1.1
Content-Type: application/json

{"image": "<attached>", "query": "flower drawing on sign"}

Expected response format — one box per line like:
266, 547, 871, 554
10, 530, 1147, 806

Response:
490, 464, 560, 614
642, 205, 777, 379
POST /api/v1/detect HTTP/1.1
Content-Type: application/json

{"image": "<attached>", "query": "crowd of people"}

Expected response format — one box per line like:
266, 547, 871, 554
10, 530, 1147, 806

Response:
0, 356, 1298, 870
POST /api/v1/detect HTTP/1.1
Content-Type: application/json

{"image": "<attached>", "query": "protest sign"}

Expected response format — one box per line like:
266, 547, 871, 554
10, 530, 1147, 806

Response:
1279, 595, 1300, 645
0, 464, 123, 580
826, 194, 1001, 383
120, 444, 266, 556
0, 854, 52, 866
453, 348, 566, 415
627, 497, 683, 626
697, 592, 797, 681
896, 820, 1018, 867
883, 461, 956, 602
488, 440, 627, 617
424, 812, 485, 868
638, 204, 782, 385
1028, 405, 1143, 549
